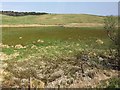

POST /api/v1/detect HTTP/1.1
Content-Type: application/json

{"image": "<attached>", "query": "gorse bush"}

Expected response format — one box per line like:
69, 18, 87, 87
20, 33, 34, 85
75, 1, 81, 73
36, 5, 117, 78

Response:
104, 16, 119, 70
104, 16, 118, 46
106, 77, 120, 88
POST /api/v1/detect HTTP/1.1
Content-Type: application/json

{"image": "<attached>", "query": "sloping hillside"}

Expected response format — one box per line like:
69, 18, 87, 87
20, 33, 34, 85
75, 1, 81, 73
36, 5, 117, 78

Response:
1, 14, 104, 25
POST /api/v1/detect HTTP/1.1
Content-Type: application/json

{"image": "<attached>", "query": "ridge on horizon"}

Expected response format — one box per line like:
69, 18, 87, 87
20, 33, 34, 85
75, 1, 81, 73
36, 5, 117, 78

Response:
0, 10, 107, 17
0, 11, 48, 16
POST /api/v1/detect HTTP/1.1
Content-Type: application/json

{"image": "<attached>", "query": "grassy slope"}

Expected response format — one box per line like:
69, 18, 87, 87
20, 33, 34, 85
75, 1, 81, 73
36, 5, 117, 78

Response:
1, 14, 104, 25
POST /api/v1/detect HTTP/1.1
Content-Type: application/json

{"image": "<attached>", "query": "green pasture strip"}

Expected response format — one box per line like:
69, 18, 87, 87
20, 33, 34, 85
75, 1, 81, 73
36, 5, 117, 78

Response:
2, 27, 107, 45
1, 14, 104, 25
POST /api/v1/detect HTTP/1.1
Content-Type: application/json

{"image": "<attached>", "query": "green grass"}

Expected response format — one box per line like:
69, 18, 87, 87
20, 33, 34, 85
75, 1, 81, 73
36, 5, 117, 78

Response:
2, 27, 108, 46
2, 26, 111, 60
2, 48, 15, 55
98, 77, 120, 88
1, 14, 104, 25
2, 26, 111, 59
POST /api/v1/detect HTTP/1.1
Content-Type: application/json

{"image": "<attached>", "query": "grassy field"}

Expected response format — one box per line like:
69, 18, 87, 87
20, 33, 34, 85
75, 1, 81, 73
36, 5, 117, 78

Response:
1, 14, 104, 25
2, 26, 110, 55
2, 26, 112, 63
1, 15, 119, 88
2, 27, 107, 45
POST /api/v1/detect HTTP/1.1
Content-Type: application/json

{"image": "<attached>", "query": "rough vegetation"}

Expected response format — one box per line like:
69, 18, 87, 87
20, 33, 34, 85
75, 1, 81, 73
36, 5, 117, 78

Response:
0, 39, 119, 88
0, 13, 119, 88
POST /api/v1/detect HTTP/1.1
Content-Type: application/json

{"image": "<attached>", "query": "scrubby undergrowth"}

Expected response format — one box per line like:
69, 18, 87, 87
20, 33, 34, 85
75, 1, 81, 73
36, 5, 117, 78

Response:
0, 40, 119, 88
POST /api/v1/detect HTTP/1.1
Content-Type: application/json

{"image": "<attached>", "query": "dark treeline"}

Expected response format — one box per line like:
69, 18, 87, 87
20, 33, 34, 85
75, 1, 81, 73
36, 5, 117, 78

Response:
0, 11, 48, 16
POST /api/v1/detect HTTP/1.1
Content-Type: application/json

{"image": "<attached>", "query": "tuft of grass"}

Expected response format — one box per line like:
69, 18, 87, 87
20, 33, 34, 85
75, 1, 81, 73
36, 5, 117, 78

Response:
106, 77, 120, 88
2, 48, 14, 55
98, 77, 120, 88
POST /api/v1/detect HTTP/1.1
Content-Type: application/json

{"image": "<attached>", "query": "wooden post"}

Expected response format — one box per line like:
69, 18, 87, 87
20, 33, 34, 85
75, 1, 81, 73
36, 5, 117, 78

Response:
58, 85, 60, 90
28, 77, 32, 90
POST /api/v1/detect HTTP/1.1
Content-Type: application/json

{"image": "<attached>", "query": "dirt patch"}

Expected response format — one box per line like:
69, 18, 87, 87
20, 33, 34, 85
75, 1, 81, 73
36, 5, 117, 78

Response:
0, 23, 103, 27
64, 23, 103, 27
0, 24, 58, 27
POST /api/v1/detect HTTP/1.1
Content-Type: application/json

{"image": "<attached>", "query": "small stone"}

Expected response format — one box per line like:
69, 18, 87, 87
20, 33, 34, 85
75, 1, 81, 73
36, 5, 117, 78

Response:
19, 37, 22, 39
15, 44, 24, 49
98, 57, 104, 61
96, 39, 104, 45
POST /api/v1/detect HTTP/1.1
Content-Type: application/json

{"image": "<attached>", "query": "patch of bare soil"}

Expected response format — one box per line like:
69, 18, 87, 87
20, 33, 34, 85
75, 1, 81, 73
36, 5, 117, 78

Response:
0, 23, 103, 27
64, 23, 103, 27
0, 24, 58, 27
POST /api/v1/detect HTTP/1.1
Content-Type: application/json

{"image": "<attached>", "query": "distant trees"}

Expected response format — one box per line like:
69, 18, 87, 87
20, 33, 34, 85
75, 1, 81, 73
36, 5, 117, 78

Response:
0, 11, 48, 16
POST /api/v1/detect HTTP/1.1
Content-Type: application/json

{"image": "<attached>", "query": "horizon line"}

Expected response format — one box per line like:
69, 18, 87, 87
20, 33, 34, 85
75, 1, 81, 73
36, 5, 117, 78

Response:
0, 10, 118, 16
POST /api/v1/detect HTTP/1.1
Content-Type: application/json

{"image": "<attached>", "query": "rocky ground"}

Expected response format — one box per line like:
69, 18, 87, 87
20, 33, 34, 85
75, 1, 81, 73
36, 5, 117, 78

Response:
1, 52, 119, 88
0, 43, 119, 88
